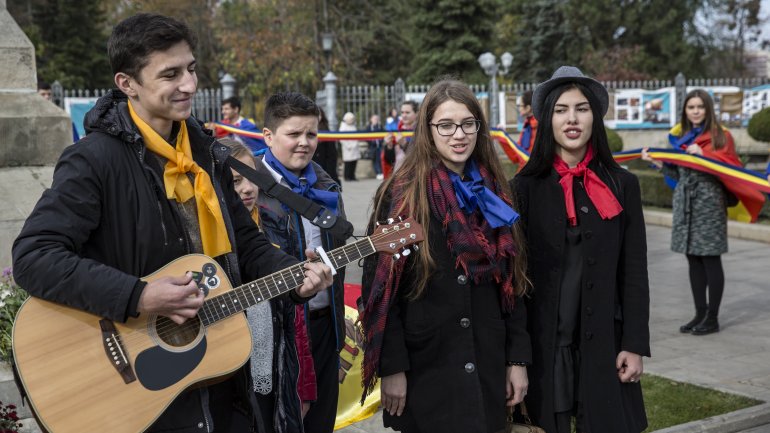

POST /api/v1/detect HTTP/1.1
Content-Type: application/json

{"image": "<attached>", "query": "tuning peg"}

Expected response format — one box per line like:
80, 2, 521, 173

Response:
402, 248, 411, 256
375, 221, 381, 227
387, 218, 394, 224
393, 253, 401, 260
413, 245, 419, 251
397, 216, 404, 222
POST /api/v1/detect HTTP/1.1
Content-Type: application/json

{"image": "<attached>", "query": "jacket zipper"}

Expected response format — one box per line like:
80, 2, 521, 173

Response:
137, 139, 169, 246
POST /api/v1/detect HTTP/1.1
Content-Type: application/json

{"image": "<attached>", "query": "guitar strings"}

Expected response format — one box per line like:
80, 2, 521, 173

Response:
113, 226, 413, 347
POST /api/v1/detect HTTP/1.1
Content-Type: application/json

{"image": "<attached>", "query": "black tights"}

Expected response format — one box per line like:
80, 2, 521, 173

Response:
686, 254, 724, 314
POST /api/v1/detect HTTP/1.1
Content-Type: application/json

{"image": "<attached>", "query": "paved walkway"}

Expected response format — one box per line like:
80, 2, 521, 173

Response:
338, 177, 770, 433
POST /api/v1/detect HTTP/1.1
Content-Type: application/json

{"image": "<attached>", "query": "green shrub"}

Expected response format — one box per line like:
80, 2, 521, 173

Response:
0, 268, 29, 361
748, 107, 770, 143
747, 107, 770, 143
632, 169, 673, 208
607, 127, 624, 152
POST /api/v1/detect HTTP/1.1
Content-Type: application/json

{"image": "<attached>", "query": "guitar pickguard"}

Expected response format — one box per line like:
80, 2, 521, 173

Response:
135, 337, 207, 391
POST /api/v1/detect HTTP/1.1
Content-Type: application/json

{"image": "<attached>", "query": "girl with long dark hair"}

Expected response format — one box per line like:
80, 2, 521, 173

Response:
513, 66, 650, 433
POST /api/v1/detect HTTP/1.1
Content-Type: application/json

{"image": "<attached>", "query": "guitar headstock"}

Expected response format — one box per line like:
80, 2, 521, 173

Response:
370, 217, 425, 256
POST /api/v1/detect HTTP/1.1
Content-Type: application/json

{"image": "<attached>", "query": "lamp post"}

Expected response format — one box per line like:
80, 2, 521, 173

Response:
322, 32, 334, 73
321, 31, 337, 130
477, 51, 513, 127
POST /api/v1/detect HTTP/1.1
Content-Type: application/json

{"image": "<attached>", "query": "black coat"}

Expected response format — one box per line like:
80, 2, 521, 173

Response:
12, 90, 300, 433
512, 163, 650, 433
363, 196, 531, 433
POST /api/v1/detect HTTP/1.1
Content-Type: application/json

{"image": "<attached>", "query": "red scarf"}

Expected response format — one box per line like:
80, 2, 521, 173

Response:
359, 161, 518, 402
553, 146, 623, 226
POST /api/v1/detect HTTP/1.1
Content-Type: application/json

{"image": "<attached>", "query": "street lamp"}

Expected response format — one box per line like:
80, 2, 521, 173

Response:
478, 51, 513, 127
321, 31, 337, 130
322, 32, 333, 72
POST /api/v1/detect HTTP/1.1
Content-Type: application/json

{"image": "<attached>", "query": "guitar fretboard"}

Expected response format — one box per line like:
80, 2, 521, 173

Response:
198, 237, 375, 326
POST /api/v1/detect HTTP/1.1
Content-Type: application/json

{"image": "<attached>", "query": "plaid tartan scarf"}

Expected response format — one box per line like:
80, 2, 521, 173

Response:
360, 160, 518, 402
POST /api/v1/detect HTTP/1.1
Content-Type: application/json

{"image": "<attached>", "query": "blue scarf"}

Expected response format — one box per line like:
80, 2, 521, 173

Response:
448, 159, 519, 228
669, 126, 702, 150
263, 149, 339, 214
520, 124, 532, 153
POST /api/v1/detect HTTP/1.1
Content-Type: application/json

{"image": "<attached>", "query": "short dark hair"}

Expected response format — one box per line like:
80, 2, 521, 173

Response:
521, 90, 533, 107
37, 81, 51, 91
401, 100, 419, 112
222, 96, 242, 111
264, 92, 321, 131
108, 13, 197, 83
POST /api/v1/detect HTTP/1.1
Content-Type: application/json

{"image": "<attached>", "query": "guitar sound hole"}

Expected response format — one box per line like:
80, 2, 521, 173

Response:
155, 316, 202, 347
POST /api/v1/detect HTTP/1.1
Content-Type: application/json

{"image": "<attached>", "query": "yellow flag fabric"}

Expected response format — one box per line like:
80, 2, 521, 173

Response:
128, 101, 232, 257
335, 285, 380, 430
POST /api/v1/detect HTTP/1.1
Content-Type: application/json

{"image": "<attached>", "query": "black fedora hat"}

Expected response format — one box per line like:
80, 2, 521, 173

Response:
531, 66, 608, 121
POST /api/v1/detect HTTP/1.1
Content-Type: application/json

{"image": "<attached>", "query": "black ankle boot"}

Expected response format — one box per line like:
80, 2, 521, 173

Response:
691, 311, 720, 335
680, 308, 707, 333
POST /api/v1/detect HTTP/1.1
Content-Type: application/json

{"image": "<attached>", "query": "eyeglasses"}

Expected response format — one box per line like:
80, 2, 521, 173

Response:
430, 119, 481, 136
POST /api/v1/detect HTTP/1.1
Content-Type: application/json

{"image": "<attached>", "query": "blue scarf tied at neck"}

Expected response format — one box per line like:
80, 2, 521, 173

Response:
448, 159, 519, 228
264, 149, 339, 215
669, 126, 702, 150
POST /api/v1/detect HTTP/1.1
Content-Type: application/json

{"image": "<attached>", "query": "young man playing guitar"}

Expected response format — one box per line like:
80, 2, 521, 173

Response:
12, 13, 332, 433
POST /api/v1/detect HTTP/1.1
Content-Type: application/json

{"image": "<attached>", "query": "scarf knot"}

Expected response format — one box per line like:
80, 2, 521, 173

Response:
448, 159, 519, 228
128, 100, 231, 257
553, 146, 623, 226
669, 126, 702, 150
264, 150, 339, 214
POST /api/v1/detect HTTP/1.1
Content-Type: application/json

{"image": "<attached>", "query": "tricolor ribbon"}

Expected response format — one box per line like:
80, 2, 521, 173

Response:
212, 122, 413, 142
217, 122, 768, 222
489, 127, 769, 223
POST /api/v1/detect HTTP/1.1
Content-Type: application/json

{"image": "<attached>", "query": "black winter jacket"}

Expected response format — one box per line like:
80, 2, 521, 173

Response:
12, 90, 301, 433
513, 162, 650, 433
362, 187, 531, 433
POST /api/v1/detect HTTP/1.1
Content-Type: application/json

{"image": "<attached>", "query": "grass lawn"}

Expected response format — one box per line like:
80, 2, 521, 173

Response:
642, 374, 762, 432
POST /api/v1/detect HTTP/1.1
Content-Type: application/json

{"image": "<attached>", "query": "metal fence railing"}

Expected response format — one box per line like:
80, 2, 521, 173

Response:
51, 75, 770, 131
51, 82, 223, 124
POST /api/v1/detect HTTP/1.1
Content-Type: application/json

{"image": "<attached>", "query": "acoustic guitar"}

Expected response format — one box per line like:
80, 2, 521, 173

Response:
12, 218, 423, 432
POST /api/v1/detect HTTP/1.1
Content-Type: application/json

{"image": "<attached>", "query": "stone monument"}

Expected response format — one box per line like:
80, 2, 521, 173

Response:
0, 0, 71, 167
0, 2, 64, 431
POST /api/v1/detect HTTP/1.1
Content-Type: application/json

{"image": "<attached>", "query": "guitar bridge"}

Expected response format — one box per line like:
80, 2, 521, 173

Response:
99, 319, 136, 384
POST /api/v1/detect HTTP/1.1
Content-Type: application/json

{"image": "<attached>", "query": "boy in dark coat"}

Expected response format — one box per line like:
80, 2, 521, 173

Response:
12, 13, 331, 433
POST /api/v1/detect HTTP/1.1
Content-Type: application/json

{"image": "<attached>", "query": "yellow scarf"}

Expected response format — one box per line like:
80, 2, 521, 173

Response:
128, 101, 232, 257
250, 207, 260, 226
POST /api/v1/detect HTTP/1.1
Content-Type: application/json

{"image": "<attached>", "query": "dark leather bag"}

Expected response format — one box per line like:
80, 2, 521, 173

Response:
506, 402, 545, 433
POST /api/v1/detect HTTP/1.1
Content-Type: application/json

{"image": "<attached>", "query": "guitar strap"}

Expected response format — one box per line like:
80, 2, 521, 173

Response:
227, 156, 354, 241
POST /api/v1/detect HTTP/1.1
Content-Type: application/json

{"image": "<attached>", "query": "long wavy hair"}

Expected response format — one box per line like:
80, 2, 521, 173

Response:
370, 78, 529, 299
519, 82, 621, 182
679, 89, 726, 149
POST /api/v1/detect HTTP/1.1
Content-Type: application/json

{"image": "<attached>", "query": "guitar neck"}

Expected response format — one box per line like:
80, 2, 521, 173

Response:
198, 238, 374, 326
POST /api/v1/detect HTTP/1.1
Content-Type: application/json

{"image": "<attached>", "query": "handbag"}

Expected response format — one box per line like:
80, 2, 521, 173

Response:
506, 402, 545, 433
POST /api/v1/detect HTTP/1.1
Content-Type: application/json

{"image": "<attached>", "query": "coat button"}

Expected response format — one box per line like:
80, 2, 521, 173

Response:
585, 307, 593, 316
580, 206, 589, 214
457, 275, 468, 285
197, 422, 204, 428
464, 362, 476, 373
585, 231, 593, 239
584, 331, 593, 340
460, 318, 470, 328
587, 257, 596, 265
